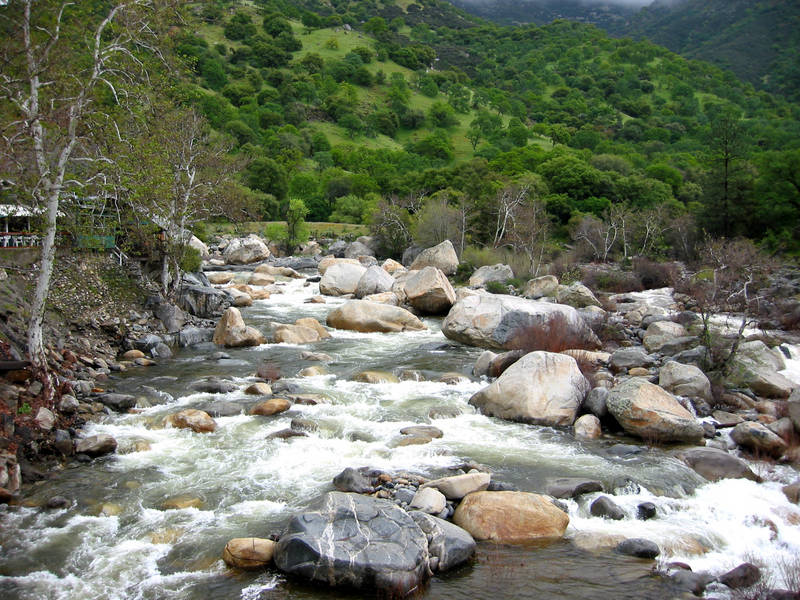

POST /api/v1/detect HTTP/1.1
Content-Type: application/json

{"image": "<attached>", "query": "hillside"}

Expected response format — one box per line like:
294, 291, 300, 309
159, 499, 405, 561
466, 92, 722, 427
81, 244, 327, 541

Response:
606, 0, 800, 103
448, 0, 636, 27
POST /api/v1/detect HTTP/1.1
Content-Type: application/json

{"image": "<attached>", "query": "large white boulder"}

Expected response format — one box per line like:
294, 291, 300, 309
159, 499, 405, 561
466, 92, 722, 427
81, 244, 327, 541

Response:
659, 361, 712, 401
212, 307, 266, 348
404, 267, 456, 315
469, 351, 589, 426
326, 300, 426, 333
441, 293, 598, 351
223, 235, 270, 265
409, 240, 459, 275
319, 262, 367, 296
469, 264, 514, 288
355, 265, 395, 298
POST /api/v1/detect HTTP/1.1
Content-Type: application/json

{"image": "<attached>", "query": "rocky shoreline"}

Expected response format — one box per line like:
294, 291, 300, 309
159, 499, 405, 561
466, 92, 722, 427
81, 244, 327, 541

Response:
1, 233, 799, 598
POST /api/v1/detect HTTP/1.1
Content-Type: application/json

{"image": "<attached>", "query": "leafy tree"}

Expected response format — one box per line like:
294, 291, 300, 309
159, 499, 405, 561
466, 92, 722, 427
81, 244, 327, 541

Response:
428, 102, 459, 128
246, 157, 288, 201
284, 198, 310, 254
225, 12, 256, 41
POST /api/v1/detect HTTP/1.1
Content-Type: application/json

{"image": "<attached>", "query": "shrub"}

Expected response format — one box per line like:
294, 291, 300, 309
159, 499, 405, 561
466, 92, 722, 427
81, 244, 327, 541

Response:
508, 312, 599, 353
179, 246, 202, 273
633, 257, 679, 289
485, 280, 509, 295
582, 267, 643, 293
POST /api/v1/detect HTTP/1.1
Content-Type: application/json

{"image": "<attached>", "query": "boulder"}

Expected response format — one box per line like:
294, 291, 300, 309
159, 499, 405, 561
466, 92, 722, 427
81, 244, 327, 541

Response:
404, 267, 456, 315
154, 302, 187, 332
590, 496, 625, 520
250, 398, 291, 416
409, 240, 459, 275
344, 240, 375, 259
615, 538, 660, 559
223, 235, 270, 264
680, 447, 760, 482
442, 293, 598, 351
212, 307, 266, 348
730, 421, 787, 458
319, 262, 368, 296
353, 371, 400, 384
545, 478, 603, 499
273, 324, 322, 344
488, 349, 528, 378
381, 258, 405, 274
473, 350, 498, 377
274, 492, 429, 595
574, 414, 602, 439
400, 425, 443, 439
421, 472, 491, 501
726, 340, 794, 398
453, 491, 569, 544
178, 327, 214, 347
178, 285, 231, 319
223, 537, 275, 570
254, 264, 303, 278
409, 487, 447, 514
75, 434, 117, 457
165, 409, 217, 433
643, 321, 688, 353
326, 300, 426, 333
190, 379, 237, 394
609, 347, 655, 372
659, 361, 712, 401
189, 235, 209, 258
355, 265, 395, 298
583, 387, 609, 419
226, 287, 253, 307
408, 512, 476, 573
469, 352, 589, 427
606, 378, 704, 444
523, 275, 559, 299
469, 264, 514, 288
556, 282, 601, 308
719, 563, 761, 590
207, 272, 236, 285
317, 257, 360, 275
99, 393, 137, 411
58, 395, 79, 414
333, 467, 375, 494
248, 272, 275, 286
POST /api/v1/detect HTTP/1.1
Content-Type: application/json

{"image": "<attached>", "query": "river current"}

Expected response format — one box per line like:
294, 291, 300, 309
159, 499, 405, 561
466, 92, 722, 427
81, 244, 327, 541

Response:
1, 277, 799, 600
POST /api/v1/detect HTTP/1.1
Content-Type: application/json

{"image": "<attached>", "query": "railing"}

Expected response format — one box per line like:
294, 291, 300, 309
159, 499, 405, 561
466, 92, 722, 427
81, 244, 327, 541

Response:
0, 232, 40, 248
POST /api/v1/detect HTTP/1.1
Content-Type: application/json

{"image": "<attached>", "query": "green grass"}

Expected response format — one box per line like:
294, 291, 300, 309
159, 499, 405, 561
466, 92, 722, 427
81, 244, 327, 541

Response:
292, 23, 375, 62
203, 221, 369, 238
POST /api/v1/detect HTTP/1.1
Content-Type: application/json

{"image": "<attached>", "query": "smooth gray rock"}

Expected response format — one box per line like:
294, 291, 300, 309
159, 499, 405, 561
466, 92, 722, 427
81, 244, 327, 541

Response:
189, 379, 237, 394
409, 240, 459, 275
679, 447, 761, 482
409, 511, 476, 573
546, 478, 603, 499
469, 264, 514, 288
345, 240, 375, 259
409, 487, 447, 515
609, 347, 655, 372
154, 302, 186, 332
584, 387, 609, 419
590, 496, 625, 520
178, 327, 214, 347
615, 538, 660, 559
274, 492, 429, 594
332, 467, 375, 494
98, 393, 136, 411
355, 265, 394, 298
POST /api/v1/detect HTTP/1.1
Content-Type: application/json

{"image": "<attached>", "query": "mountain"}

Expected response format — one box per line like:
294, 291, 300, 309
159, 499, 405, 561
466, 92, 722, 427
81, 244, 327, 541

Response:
447, 0, 637, 28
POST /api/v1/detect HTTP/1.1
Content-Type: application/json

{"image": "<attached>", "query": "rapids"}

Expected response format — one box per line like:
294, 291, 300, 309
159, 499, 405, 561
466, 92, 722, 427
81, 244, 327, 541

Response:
1, 277, 798, 600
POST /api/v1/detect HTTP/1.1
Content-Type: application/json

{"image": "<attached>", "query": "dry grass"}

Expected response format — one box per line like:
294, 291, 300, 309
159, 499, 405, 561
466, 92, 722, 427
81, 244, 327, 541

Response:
508, 312, 600, 353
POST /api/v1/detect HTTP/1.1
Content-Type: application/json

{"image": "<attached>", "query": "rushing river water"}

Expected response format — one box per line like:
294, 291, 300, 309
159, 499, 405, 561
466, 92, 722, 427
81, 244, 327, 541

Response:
1, 277, 799, 600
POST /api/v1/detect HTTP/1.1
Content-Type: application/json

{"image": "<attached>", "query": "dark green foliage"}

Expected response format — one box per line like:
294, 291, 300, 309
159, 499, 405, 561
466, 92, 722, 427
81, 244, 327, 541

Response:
247, 157, 288, 201
225, 12, 257, 41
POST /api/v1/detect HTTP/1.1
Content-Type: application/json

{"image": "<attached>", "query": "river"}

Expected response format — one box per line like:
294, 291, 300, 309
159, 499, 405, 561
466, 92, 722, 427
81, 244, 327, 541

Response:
1, 277, 799, 599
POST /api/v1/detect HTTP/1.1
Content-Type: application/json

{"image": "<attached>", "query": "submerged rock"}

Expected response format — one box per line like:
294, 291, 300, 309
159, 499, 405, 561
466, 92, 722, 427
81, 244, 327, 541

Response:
223, 537, 275, 570
274, 492, 429, 594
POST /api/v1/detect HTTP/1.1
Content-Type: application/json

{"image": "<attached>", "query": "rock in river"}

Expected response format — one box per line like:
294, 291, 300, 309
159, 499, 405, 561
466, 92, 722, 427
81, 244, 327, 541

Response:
212, 307, 265, 348
274, 492, 429, 595
326, 300, 426, 333
223, 537, 275, 570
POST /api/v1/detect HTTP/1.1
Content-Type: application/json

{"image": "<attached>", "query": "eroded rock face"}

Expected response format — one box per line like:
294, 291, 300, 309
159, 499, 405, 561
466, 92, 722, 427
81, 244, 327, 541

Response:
469, 352, 589, 426
452, 491, 569, 544
441, 293, 598, 351
274, 492, 429, 595
606, 378, 704, 444
408, 512, 476, 573
404, 267, 456, 315
409, 240, 459, 275
326, 300, 426, 333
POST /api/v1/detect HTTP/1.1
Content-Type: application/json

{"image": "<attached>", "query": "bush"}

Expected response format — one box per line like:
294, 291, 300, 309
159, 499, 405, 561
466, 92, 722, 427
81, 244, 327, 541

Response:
485, 280, 510, 295
582, 267, 643, 293
633, 257, 679, 289
508, 312, 599, 353
179, 246, 202, 273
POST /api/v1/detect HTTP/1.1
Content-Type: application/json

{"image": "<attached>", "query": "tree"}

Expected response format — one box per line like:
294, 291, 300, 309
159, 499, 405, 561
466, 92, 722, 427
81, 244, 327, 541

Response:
118, 107, 250, 298
0, 0, 168, 371
413, 192, 460, 250
246, 157, 288, 200
498, 176, 552, 277
284, 198, 309, 254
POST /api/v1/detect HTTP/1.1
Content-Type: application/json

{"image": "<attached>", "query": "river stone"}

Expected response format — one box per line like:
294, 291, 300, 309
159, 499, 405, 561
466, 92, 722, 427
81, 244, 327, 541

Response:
251, 398, 291, 416
99, 393, 137, 411
333, 467, 375, 494
121, 349, 145, 360
409, 487, 447, 514
75, 434, 117, 457
400, 425, 443, 439
295, 318, 331, 340
725, 340, 794, 398
190, 379, 238, 394
442, 293, 598, 351
609, 347, 655, 372
421, 472, 491, 500
353, 371, 400, 384
274, 492, 429, 595
245, 382, 272, 396
590, 496, 625, 520
469, 264, 514, 288
584, 387, 610, 419
255, 264, 303, 278
319, 262, 367, 296
615, 538, 660, 559
178, 327, 214, 347
546, 478, 603, 499
267, 429, 307, 440
248, 272, 275, 286
207, 272, 235, 285
223, 235, 270, 264
730, 421, 787, 458
212, 307, 266, 348
34, 407, 55, 431
659, 361, 712, 401
469, 352, 589, 427
354, 265, 394, 298
59, 394, 79, 414
782, 482, 800, 504
719, 562, 761, 589
606, 378, 704, 444
473, 350, 497, 377
223, 537, 275, 570
165, 409, 217, 433
273, 324, 322, 344
556, 282, 601, 308
409, 512, 476, 573
404, 267, 457, 315
488, 349, 527, 378
453, 491, 569, 544
574, 414, 602, 439
326, 300, 426, 333
643, 321, 688, 353
637, 502, 657, 520
408, 240, 459, 275
204, 401, 243, 417
679, 447, 761, 482
523, 275, 559, 299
